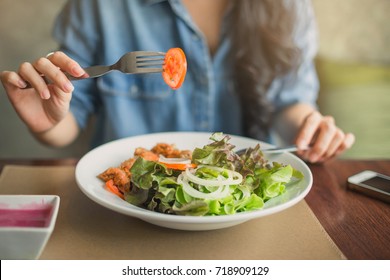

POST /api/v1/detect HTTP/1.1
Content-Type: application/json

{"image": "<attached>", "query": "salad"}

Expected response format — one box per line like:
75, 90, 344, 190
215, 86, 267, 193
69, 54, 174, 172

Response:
98, 133, 303, 216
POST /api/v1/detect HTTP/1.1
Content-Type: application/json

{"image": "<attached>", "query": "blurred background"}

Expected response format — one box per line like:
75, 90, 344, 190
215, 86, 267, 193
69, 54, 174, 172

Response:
0, 0, 389, 159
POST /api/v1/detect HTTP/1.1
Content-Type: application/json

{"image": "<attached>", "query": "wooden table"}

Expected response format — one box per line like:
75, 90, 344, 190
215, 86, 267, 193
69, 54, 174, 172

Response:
0, 158, 389, 259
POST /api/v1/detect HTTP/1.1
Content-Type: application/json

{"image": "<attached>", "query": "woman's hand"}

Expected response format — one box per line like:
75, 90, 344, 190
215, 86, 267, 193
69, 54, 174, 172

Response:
0, 51, 85, 134
295, 111, 355, 163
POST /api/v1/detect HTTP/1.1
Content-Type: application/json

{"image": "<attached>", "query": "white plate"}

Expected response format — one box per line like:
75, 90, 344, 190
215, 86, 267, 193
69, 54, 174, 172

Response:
75, 132, 313, 231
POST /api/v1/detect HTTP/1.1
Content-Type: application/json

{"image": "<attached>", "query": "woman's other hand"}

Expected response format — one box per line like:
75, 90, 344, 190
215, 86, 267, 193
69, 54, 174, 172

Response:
295, 111, 355, 163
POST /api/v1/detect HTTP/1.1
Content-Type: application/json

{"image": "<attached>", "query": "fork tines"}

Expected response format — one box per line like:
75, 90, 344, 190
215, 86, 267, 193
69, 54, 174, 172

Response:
135, 51, 165, 72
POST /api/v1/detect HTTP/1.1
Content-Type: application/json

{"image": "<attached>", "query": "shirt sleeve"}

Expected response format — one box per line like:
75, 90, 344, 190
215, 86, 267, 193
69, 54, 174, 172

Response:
52, 0, 101, 130
267, 0, 319, 112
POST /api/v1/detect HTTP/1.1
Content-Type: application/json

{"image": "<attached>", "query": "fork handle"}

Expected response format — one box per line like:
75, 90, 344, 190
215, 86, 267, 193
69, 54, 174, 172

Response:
69, 65, 112, 80
24, 65, 112, 87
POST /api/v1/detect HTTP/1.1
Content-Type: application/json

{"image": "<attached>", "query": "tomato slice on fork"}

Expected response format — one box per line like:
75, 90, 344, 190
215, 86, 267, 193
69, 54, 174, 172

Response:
162, 48, 187, 90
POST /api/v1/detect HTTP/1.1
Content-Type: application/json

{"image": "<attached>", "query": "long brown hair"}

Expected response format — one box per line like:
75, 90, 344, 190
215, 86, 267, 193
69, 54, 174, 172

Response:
228, 0, 301, 140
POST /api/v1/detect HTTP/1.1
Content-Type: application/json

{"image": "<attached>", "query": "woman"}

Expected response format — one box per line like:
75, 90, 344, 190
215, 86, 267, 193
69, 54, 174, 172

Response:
0, 0, 354, 163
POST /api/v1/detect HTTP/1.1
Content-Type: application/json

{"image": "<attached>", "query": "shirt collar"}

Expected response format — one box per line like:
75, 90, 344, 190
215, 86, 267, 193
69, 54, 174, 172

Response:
143, 0, 199, 37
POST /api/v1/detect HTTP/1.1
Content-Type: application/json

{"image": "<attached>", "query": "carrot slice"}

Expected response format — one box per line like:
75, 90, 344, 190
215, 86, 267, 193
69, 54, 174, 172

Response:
105, 179, 124, 199
159, 162, 197, 171
162, 48, 187, 90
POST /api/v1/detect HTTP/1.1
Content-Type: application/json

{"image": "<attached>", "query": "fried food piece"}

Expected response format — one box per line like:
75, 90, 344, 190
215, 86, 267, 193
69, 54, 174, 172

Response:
98, 143, 192, 193
134, 147, 159, 161
98, 167, 131, 193
151, 143, 191, 159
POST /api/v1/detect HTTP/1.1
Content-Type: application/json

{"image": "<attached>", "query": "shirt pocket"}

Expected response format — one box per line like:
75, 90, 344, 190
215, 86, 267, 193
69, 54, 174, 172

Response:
97, 73, 173, 100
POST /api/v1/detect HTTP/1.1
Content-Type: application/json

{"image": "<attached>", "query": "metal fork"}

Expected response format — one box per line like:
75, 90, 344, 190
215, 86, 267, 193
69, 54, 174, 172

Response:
69, 51, 165, 80
236, 145, 309, 155
26, 51, 165, 87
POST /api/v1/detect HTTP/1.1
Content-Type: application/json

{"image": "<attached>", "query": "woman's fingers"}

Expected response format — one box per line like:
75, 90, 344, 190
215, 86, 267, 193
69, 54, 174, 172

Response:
32, 57, 74, 94
0, 70, 27, 89
295, 111, 322, 150
46, 51, 85, 77
321, 128, 345, 160
306, 116, 336, 162
18, 62, 53, 99
335, 133, 355, 156
12, 51, 84, 100
295, 111, 355, 163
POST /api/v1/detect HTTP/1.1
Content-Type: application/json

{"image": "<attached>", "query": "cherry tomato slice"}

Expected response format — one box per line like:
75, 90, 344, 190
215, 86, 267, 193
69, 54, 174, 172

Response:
162, 48, 187, 90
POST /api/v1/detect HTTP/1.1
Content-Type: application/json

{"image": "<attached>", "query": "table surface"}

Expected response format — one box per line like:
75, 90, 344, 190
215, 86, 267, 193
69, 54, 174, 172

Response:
1, 158, 389, 259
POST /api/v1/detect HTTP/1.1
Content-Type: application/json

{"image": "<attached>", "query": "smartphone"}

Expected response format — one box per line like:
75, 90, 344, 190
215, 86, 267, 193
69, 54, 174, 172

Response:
347, 170, 390, 204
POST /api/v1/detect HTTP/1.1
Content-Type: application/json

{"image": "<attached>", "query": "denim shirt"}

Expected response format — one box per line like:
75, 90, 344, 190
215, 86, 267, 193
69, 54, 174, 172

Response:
53, 0, 319, 147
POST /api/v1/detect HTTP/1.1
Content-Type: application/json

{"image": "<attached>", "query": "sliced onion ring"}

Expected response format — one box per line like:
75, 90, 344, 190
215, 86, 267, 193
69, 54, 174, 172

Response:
159, 155, 191, 165
178, 174, 230, 200
185, 166, 243, 187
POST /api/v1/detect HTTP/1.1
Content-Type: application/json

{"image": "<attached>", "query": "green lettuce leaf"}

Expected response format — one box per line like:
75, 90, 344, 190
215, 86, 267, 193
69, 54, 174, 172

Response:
129, 157, 179, 212
192, 132, 241, 170
172, 200, 209, 216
